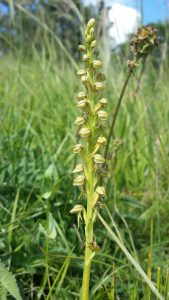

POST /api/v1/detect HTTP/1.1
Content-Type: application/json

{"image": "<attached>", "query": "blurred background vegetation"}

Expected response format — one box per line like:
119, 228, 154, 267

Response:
0, 0, 169, 299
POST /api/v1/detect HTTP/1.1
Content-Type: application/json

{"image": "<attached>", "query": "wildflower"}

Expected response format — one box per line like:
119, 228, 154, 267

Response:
95, 82, 105, 91
94, 154, 105, 164
73, 175, 85, 186
73, 144, 83, 153
77, 99, 88, 109
87, 18, 95, 29
99, 98, 108, 106
72, 18, 109, 298
78, 45, 87, 52
93, 60, 102, 69
74, 116, 85, 126
97, 137, 107, 146
77, 91, 87, 100
70, 204, 84, 214
79, 127, 90, 138
77, 69, 87, 76
97, 110, 109, 121
95, 186, 106, 197
83, 54, 90, 61
72, 164, 84, 173
91, 40, 97, 48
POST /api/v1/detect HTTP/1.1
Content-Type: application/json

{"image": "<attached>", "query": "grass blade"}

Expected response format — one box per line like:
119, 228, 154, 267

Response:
98, 213, 164, 300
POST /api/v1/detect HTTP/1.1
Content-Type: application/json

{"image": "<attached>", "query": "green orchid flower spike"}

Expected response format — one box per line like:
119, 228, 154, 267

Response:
70, 18, 108, 300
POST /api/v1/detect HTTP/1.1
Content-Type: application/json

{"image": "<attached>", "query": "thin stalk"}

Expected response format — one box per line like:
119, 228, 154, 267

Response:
38, 204, 50, 299
105, 56, 147, 160
81, 38, 95, 300
133, 57, 147, 97
104, 69, 132, 159
81, 157, 94, 299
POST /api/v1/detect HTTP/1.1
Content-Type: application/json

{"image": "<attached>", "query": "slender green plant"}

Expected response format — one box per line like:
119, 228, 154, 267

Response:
70, 20, 158, 300
70, 18, 108, 299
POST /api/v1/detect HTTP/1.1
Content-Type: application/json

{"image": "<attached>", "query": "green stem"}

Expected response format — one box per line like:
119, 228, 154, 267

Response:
81, 46, 95, 300
81, 157, 95, 300
104, 69, 132, 160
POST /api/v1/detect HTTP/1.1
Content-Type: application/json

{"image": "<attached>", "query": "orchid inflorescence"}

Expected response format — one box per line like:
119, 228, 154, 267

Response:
70, 18, 108, 232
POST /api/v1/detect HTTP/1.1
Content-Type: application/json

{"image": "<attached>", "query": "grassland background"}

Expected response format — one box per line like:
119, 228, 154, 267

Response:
0, 1, 169, 299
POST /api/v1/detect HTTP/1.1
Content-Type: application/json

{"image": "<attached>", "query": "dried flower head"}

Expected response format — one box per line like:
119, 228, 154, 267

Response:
130, 26, 158, 58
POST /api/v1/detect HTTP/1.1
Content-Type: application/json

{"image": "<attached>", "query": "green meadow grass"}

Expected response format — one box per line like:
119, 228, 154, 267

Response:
0, 48, 169, 299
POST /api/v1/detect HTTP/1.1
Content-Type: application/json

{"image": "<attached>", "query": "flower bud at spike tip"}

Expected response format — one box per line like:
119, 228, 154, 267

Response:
93, 60, 102, 69
96, 186, 106, 196
87, 18, 95, 29
73, 175, 85, 186
74, 116, 85, 126
72, 164, 84, 173
79, 127, 90, 138
94, 154, 105, 164
70, 204, 84, 214
73, 144, 83, 153
95, 82, 105, 91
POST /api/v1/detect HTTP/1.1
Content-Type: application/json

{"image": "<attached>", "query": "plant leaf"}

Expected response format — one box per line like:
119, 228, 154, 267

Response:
0, 262, 22, 300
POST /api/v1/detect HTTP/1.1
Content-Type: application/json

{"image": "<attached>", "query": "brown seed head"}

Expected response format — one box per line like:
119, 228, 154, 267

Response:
130, 26, 158, 58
